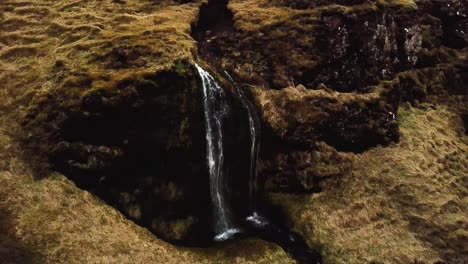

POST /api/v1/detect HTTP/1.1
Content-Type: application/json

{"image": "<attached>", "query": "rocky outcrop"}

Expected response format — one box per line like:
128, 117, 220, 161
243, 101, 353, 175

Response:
261, 142, 353, 192
195, 0, 465, 93
416, 0, 468, 49
253, 84, 397, 192
254, 85, 399, 150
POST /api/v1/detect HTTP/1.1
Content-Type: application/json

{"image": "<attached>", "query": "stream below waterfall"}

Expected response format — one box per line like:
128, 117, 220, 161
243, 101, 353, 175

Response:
195, 63, 322, 264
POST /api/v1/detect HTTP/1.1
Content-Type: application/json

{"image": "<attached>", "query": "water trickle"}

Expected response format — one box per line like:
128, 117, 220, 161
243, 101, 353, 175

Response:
195, 63, 241, 241
225, 72, 261, 212
404, 25, 422, 65
332, 25, 349, 58
224, 72, 270, 230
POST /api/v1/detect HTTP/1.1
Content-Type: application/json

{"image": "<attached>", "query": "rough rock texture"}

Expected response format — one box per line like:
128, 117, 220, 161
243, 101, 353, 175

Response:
254, 85, 399, 151
196, 0, 465, 91
196, 0, 422, 90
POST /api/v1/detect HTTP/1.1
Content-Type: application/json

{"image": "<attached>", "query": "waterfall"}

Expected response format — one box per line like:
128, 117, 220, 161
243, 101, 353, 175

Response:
225, 72, 261, 211
195, 64, 322, 263
195, 63, 241, 241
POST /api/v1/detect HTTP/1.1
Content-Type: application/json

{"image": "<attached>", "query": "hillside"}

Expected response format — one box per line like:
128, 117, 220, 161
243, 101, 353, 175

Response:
1, 0, 467, 263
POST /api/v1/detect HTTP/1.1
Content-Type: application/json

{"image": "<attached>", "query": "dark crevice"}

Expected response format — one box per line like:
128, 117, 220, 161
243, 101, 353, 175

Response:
192, 0, 234, 36
191, 0, 235, 68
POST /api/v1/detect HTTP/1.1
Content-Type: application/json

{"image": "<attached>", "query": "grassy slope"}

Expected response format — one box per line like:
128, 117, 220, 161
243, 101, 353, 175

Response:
271, 103, 467, 263
0, 0, 292, 263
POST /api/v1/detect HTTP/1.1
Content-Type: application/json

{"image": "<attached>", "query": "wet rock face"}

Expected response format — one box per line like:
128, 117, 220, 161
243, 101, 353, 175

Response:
191, 0, 235, 66
261, 143, 353, 192
17, 0, 467, 249
191, 0, 467, 193
192, 1, 409, 193
196, 1, 465, 92
193, 0, 233, 35
312, 10, 422, 92
255, 86, 399, 151
417, 0, 468, 48
195, 4, 427, 91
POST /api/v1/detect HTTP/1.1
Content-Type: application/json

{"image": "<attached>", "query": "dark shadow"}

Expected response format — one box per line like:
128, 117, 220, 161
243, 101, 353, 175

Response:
461, 113, 468, 135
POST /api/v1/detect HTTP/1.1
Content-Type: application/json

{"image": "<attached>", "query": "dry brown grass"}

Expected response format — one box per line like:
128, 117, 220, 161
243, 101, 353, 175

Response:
0, 0, 200, 106
0, 169, 292, 264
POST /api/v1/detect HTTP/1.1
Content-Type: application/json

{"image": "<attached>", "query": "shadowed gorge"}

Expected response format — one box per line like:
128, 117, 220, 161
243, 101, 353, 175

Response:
1, 0, 467, 263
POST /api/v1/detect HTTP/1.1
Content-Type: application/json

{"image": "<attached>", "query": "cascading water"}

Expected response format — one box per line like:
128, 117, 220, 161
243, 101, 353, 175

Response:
224, 72, 270, 229
195, 63, 241, 241
225, 72, 261, 211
